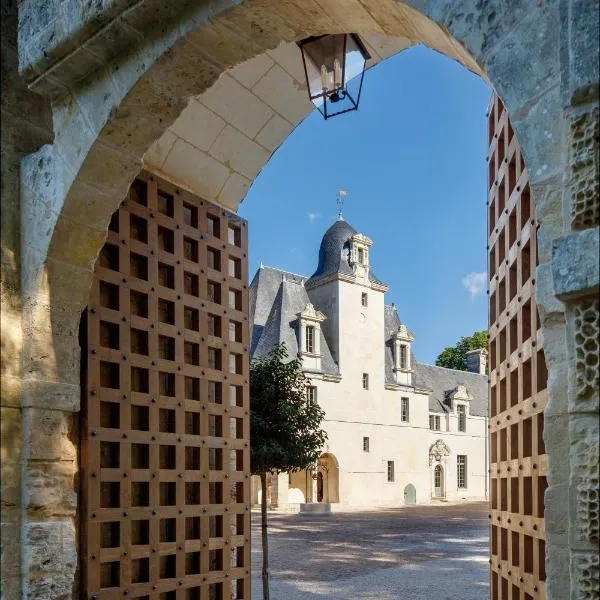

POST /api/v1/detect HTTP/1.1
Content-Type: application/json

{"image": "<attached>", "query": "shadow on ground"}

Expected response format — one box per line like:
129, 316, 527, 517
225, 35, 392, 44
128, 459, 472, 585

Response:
251, 502, 489, 600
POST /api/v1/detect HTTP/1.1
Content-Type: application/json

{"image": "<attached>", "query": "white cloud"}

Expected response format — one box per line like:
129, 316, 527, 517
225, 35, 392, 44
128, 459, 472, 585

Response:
462, 272, 487, 299
307, 212, 321, 223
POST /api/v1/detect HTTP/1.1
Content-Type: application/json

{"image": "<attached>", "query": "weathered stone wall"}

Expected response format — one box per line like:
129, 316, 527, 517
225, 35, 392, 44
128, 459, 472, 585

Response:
2, 0, 598, 598
1, 2, 54, 599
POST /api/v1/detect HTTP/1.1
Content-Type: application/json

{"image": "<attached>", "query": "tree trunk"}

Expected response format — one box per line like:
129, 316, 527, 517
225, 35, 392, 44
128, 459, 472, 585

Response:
260, 472, 270, 600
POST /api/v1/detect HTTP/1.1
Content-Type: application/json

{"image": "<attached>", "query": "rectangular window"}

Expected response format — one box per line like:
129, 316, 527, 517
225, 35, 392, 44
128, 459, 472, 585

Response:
362, 373, 369, 390
387, 461, 395, 482
399, 345, 407, 369
305, 326, 315, 354
357, 248, 364, 264
457, 455, 467, 488
457, 405, 467, 432
363, 437, 370, 452
361, 292, 368, 307
306, 386, 317, 405
429, 415, 441, 431
401, 397, 410, 422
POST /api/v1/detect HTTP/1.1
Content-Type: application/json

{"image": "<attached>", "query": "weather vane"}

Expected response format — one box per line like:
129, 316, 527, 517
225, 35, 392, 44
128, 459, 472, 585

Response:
337, 189, 348, 220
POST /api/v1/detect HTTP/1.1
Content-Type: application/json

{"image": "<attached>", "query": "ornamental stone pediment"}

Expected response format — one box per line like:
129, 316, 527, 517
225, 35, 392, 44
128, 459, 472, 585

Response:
449, 384, 471, 402
429, 439, 451, 465
297, 302, 326, 322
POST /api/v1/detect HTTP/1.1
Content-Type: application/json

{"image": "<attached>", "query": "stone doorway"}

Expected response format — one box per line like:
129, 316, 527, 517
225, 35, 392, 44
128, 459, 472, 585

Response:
434, 465, 444, 499
6, 0, 597, 598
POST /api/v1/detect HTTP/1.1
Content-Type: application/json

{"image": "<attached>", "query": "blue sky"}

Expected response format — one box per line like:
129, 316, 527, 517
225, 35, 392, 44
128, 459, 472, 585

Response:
238, 45, 490, 364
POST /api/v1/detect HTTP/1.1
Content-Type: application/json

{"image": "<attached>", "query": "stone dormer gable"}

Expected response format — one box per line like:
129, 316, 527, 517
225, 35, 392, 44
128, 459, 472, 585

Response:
446, 384, 472, 410
392, 323, 415, 344
296, 302, 326, 324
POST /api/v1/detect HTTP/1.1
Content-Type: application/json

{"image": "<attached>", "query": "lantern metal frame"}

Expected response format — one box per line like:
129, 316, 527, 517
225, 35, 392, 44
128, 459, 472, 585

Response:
297, 33, 371, 120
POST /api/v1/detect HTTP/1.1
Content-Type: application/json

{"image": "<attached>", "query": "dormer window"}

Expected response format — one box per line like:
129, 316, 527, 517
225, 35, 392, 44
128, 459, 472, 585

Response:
357, 247, 364, 264
457, 404, 467, 432
399, 345, 407, 370
297, 303, 326, 371
305, 325, 315, 353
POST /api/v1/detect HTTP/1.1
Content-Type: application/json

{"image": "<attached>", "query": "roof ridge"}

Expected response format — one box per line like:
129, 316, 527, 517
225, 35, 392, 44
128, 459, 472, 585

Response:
259, 265, 307, 280
416, 361, 487, 378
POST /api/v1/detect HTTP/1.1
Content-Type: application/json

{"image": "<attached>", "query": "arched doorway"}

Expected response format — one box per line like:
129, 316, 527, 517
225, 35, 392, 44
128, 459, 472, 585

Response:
11, 0, 589, 597
317, 453, 340, 503
404, 484, 417, 505
434, 465, 444, 498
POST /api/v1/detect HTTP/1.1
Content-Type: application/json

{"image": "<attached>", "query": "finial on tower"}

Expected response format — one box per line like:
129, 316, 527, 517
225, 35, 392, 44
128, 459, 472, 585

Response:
337, 189, 348, 220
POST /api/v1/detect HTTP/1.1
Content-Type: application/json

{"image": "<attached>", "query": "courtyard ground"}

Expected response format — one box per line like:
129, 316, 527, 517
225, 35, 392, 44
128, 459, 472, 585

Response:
251, 502, 489, 600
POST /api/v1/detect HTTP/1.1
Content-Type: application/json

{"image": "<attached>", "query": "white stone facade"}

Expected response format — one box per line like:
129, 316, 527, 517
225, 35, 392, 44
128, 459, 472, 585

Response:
250, 220, 489, 509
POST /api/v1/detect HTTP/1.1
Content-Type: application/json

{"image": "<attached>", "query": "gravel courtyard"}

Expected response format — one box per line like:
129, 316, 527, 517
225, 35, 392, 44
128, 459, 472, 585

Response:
251, 502, 489, 600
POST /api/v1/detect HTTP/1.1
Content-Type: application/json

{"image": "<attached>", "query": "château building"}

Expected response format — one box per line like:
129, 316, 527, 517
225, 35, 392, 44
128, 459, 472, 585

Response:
250, 218, 489, 509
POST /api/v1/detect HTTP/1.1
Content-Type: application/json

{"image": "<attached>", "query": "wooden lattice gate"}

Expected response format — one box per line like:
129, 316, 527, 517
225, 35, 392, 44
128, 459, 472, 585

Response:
81, 171, 250, 600
487, 95, 548, 600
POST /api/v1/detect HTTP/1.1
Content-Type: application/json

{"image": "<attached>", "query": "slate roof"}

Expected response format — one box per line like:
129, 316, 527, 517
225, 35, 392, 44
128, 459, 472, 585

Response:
249, 266, 339, 376
413, 362, 489, 417
383, 304, 487, 416
308, 219, 385, 287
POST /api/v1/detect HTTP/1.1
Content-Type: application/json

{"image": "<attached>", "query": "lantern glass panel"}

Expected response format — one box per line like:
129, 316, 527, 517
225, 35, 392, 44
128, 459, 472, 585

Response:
299, 34, 369, 119
301, 34, 346, 101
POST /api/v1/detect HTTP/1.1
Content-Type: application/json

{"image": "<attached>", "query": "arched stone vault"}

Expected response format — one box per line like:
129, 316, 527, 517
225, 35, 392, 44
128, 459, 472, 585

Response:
6, 0, 598, 598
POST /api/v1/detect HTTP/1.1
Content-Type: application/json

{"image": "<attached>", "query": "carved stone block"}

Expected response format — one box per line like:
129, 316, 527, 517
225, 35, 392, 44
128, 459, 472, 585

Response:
570, 106, 599, 230
574, 298, 600, 399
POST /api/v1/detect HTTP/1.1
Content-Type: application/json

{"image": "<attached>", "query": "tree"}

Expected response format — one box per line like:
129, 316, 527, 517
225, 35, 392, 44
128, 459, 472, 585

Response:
435, 330, 488, 371
250, 343, 327, 600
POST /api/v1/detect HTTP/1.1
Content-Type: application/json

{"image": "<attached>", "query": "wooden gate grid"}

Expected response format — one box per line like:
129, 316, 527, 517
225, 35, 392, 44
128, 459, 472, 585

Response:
82, 171, 250, 600
487, 95, 548, 600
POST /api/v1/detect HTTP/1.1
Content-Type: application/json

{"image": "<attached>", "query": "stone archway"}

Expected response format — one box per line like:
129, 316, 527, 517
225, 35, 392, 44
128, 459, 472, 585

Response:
318, 452, 340, 503
6, 1, 598, 599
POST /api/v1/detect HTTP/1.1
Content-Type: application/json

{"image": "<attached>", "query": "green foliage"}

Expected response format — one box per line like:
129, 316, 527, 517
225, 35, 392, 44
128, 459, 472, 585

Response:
250, 343, 328, 475
435, 330, 488, 371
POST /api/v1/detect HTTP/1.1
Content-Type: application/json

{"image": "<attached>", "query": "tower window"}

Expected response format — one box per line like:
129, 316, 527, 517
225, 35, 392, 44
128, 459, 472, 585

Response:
400, 345, 407, 369
361, 292, 368, 307
362, 373, 369, 390
387, 461, 395, 482
457, 404, 467, 432
306, 386, 317, 405
457, 455, 467, 488
305, 326, 315, 353
401, 397, 410, 422
363, 437, 370, 452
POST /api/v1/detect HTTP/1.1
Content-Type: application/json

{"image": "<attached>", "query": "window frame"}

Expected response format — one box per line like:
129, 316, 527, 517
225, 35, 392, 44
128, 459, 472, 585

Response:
305, 325, 315, 354
457, 404, 467, 432
387, 460, 395, 482
401, 397, 410, 422
457, 454, 467, 489
399, 344, 407, 370
306, 386, 317, 405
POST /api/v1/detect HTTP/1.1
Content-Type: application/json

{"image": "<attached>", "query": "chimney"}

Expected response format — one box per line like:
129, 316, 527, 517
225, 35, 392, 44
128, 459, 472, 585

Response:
465, 348, 488, 374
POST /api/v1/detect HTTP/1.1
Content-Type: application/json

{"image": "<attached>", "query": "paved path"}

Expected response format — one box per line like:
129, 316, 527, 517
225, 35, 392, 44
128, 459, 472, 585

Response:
251, 502, 489, 600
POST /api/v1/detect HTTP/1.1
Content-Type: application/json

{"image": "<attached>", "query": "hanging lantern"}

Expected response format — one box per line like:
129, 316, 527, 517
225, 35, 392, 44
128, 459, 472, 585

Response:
298, 33, 371, 120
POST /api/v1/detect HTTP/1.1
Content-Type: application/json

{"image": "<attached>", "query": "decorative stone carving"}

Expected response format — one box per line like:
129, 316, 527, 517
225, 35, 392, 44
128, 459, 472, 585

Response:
570, 106, 599, 230
573, 552, 600, 600
577, 436, 599, 546
574, 298, 600, 399
429, 439, 451, 465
